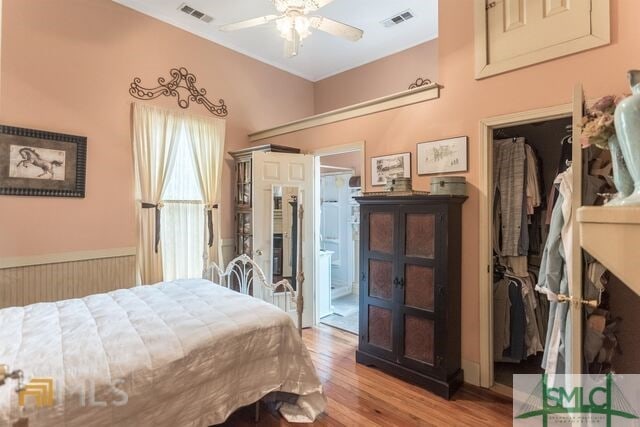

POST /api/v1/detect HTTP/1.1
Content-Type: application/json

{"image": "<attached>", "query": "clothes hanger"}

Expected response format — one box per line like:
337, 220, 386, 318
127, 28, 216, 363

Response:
561, 124, 573, 145
494, 128, 516, 140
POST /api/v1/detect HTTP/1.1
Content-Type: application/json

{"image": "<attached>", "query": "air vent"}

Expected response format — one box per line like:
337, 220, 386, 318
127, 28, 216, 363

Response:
381, 9, 415, 27
178, 3, 214, 23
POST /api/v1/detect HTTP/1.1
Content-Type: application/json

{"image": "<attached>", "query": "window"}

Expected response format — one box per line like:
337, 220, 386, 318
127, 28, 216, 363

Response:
132, 103, 225, 285
160, 126, 205, 281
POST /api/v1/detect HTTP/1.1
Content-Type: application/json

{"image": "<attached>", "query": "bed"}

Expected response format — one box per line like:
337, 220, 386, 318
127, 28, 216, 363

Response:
0, 255, 325, 426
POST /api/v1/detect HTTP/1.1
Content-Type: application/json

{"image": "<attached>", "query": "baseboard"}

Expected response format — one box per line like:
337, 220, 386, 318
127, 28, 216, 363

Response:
0, 247, 136, 269
490, 383, 513, 398
461, 358, 481, 386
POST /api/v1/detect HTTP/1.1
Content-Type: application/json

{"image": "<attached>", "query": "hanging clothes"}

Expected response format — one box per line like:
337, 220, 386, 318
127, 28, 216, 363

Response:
494, 273, 545, 362
494, 138, 527, 257
493, 278, 512, 361
525, 144, 542, 216
494, 277, 527, 362
522, 275, 545, 357
536, 166, 573, 376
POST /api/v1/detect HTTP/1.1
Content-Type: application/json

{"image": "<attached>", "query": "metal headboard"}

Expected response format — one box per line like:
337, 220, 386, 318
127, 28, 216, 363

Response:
204, 254, 303, 336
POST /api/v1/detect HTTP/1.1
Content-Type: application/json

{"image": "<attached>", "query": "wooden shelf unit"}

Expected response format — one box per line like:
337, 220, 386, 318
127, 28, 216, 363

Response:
577, 206, 640, 297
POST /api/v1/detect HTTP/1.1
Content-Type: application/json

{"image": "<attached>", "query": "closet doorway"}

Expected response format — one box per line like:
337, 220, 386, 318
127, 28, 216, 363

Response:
478, 88, 585, 392
311, 142, 364, 335
492, 117, 572, 389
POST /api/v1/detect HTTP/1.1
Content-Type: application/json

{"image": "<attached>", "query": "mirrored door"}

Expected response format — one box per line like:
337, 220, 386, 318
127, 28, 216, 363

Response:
252, 151, 315, 328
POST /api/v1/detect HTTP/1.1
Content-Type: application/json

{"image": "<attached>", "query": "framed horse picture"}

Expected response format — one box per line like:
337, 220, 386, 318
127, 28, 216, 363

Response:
0, 125, 87, 197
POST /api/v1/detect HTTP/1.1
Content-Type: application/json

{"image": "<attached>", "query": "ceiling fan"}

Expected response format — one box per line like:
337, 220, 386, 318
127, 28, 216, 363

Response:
219, 0, 364, 58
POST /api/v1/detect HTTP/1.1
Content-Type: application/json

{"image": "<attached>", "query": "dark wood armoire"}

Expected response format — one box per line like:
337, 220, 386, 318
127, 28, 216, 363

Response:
355, 194, 467, 399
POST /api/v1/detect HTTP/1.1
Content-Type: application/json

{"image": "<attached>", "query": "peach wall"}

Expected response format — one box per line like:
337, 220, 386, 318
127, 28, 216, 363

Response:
255, 0, 640, 365
0, 0, 314, 257
314, 39, 438, 114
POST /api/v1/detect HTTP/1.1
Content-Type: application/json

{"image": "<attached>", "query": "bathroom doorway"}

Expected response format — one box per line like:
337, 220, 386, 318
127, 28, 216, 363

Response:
313, 143, 364, 335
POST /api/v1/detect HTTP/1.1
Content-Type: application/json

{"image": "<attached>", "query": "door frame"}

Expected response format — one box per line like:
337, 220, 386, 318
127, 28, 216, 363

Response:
478, 103, 577, 388
310, 141, 366, 325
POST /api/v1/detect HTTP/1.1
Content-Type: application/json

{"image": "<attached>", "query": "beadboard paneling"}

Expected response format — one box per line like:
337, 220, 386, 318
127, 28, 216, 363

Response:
0, 255, 136, 309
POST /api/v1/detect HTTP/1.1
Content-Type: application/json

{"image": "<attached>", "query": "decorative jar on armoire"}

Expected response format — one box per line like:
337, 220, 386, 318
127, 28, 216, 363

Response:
355, 194, 467, 399
229, 144, 300, 257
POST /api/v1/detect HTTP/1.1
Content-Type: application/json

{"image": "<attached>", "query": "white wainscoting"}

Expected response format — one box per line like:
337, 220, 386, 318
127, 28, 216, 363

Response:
0, 248, 136, 309
0, 239, 272, 309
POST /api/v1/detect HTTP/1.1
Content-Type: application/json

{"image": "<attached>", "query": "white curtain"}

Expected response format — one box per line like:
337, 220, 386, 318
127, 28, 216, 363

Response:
133, 103, 226, 283
160, 126, 206, 281
184, 114, 226, 268
132, 103, 181, 284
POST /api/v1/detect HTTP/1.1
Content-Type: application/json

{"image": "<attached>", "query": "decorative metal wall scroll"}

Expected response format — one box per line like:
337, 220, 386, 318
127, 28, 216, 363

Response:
408, 77, 433, 90
129, 67, 228, 117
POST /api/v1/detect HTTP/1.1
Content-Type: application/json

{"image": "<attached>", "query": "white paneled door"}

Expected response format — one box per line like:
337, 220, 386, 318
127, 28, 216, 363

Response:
476, 0, 610, 78
253, 151, 315, 328
487, 0, 591, 63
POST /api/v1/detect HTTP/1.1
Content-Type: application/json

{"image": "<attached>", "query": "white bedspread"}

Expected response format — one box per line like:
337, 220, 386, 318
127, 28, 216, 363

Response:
0, 279, 325, 426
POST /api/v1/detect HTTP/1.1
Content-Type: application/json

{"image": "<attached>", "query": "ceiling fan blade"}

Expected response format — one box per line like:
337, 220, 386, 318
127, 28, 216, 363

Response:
309, 16, 363, 42
219, 15, 280, 32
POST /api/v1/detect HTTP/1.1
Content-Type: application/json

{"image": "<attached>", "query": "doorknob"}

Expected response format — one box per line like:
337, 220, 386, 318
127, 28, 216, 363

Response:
255, 249, 263, 256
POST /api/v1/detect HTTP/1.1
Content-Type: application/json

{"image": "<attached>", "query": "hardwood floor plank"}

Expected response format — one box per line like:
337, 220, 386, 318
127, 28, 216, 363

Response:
220, 325, 512, 426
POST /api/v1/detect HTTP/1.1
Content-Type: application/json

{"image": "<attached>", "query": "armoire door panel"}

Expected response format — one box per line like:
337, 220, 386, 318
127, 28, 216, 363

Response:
404, 315, 435, 365
251, 151, 314, 328
368, 305, 393, 351
369, 259, 393, 300
404, 264, 434, 311
288, 162, 305, 182
405, 213, 435, 259
369, 211, 394, 254
262, 161, 281, 180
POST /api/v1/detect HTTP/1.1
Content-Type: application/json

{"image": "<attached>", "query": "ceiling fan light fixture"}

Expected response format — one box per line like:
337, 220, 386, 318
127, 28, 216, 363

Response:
295, 16, 311, 38
276, 15, 311, 41
219, 0, 362, 58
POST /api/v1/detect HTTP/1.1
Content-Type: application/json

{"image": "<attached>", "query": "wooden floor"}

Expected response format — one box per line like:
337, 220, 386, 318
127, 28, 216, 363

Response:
221, 325, 513, 426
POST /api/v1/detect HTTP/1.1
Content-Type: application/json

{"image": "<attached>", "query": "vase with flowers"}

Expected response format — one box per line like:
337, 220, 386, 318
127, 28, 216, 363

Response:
581, 95, 633, 205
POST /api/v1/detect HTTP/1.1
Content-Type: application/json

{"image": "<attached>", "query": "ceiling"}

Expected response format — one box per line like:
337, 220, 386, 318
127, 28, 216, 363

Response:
114, 0, 438, 82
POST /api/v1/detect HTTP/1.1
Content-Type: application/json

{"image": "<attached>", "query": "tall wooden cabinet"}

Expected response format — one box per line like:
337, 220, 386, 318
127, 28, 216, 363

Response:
229, 144, 300, 257
355, 194, 467, 399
